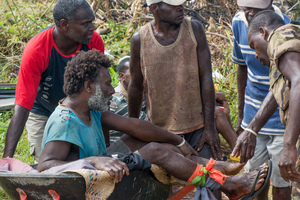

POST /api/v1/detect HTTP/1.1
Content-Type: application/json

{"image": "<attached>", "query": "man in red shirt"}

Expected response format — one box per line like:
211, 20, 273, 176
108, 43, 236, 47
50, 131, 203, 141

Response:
3, 0, 105, 163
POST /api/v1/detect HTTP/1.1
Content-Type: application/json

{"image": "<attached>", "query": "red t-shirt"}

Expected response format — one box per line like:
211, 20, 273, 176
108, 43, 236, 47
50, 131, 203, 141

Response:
15, 26, 105, 116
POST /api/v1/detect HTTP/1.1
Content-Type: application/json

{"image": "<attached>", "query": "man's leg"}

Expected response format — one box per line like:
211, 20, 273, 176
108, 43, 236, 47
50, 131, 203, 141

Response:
26, 112, 48, 163
215, 106, 237, 150
244, 134, 270, 200
138, 142, 269, 200
182, 128, 222, 199
121, 134, 245, 175
268, 135, 291, 200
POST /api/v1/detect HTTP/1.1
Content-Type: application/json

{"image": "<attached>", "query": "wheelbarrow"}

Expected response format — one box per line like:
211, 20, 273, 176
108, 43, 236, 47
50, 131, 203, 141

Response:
0, 170, 172, 200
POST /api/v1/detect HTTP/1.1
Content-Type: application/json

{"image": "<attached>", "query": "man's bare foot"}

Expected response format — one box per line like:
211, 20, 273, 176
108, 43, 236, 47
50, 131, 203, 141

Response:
214, 161, 245, 175
220, 163, 269, 200
190, 156, 245, 175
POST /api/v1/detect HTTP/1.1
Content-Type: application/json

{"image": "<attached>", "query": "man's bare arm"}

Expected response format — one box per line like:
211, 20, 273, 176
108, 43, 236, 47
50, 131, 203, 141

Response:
101, 111, 198, 158
232, 89, 278, 163
38, 140, 129, 182
236, 64, 247, 134
192, 20, 222, 159
128, 31, 144, 118
277, 51, 300, 181
3, 105, 30, 158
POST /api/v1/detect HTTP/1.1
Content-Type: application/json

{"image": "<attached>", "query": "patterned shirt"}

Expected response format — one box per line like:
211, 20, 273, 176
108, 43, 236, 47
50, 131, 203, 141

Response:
109, 86, 147, 142
268, 24, 300, 125
231, 6, 290, 135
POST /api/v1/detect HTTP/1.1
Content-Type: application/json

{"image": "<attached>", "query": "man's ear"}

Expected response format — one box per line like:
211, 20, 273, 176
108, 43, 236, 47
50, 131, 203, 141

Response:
59, 19, 69, 32
259, 27, 269, 40
84, 80, 93, 93
118, 72, 125, 82
150, 4, 159, 13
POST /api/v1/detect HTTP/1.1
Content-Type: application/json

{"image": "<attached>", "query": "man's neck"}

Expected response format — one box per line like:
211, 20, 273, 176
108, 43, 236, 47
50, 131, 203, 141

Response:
53, 27, 79, 55
61, 96, 92, 125
151, 20, 182, 46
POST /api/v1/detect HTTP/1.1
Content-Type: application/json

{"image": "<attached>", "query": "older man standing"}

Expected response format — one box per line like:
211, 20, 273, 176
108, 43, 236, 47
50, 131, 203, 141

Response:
231, 0, 291, 199
128, 1, 223, 198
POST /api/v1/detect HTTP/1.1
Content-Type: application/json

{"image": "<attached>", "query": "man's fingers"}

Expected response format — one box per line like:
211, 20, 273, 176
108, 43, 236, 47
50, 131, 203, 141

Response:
239, 141, 247, 163
192, 148, 198, 156
216, 145, 223, 160
245, 144, 253, 162
280, 166, 292, 182
114, 165, 124, 183
197, 140, 205, 152
208, 142, 219, 160
120, 161, 130, 176
286, 167, 300, 182
231, 142, 240, 157
211, 146, 218, 160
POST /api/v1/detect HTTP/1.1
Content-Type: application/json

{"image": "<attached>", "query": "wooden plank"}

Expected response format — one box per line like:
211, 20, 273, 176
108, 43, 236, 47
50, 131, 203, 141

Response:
0, 83, 17, 88
0, 98, 15, 111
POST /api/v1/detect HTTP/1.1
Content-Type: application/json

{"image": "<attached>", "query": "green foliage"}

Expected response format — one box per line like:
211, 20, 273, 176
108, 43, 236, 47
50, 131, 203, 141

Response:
0, 0, 54, 83
0, 110, 34, 164
101, 21, 131, 63
109, 67, 119, 88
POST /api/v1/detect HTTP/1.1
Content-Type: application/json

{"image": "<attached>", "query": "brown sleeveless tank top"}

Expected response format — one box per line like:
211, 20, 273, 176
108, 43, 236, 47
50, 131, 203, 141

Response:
140, 17, 204, 134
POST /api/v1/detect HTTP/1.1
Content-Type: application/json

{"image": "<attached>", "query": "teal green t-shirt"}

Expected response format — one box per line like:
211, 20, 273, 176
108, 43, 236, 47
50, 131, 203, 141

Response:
42, 105, 107, 158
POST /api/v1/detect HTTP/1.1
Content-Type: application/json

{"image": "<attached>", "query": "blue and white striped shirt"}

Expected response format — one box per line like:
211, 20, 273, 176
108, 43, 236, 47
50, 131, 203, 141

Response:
231, 6, 290, 135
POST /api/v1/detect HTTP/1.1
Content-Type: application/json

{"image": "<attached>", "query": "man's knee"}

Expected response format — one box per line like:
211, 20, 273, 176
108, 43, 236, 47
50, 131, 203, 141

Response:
140, 142, 168, 162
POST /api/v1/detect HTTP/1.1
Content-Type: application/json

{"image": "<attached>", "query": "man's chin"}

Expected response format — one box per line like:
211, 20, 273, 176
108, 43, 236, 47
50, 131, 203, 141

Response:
95, 105, 109, 112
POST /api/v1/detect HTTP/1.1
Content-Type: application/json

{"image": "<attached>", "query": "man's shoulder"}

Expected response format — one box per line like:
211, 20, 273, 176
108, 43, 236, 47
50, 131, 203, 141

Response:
25, 26, 54, 51
270, 24, 300, 45
232, 11, 247, 28
268, 24, 300, 59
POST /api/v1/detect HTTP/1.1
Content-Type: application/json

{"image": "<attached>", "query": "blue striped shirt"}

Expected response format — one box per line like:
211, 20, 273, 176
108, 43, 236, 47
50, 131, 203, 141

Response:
231, 6, 290, 135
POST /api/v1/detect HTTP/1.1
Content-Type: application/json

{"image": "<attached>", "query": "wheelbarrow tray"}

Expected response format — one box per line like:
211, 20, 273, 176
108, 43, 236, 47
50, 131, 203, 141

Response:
0, 170, 171, 200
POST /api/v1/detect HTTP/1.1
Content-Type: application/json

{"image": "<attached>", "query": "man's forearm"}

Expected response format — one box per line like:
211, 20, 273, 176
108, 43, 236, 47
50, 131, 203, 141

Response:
3, 105, 30, 158
201, 81, 216, 130
237, 65, 247, 120
114, 113, 182, 145
128, 84, 143, 118
125, 117, 182, 145
247, 90, 278, 132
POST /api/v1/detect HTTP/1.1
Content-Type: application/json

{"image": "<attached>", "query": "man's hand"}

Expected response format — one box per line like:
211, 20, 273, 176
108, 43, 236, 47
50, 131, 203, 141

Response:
278, 145, 300, 182
178, 141, 198, 159
231, 130, 256, 163
198, 129, 222, 160
91, 157, 130, 183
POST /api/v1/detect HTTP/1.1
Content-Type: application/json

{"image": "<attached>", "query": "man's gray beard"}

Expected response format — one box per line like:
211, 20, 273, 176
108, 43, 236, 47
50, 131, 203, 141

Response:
88, 83, 110, 112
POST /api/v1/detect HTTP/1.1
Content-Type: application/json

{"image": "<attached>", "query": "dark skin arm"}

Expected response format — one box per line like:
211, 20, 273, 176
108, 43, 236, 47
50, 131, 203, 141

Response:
277, 51, 300, 182
231, 89, 278, 163
38, 140, 129, 183
128, 31, 144, 118
101, 111, 198, 159
192, 20, 222, 160
215, 92, 232, 124
236, 64, 247, 135
3, 105, 30, 158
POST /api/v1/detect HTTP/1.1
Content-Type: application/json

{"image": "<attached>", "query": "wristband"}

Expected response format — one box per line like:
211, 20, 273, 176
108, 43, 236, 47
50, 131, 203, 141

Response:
244, 128, 257, 137
176, 138, 186, 148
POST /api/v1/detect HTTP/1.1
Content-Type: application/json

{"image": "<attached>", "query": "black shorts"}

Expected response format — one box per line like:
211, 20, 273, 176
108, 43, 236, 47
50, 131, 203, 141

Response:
179, 128, 213, 159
